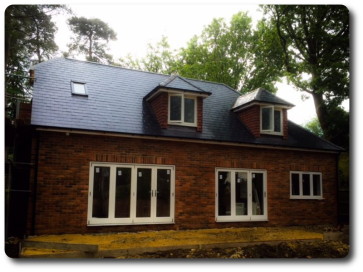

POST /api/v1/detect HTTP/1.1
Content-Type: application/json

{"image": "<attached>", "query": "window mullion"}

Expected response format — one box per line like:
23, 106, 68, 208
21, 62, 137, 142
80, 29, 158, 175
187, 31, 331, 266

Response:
109, 166, 116, 220
181, 94, 185, 123
231, 171, 236, 217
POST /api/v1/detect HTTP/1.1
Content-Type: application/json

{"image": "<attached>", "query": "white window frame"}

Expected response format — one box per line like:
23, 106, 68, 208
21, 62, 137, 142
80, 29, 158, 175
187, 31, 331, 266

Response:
215, 168, 268, 222
71, 81, 88, 96
87, 162, 175, 226
168, 93, 197, 127
290, 171, 323, 200
260, 105, 283, 135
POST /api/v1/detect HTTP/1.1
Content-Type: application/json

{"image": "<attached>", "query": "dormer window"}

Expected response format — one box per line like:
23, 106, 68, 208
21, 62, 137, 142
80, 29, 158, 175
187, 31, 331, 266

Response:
145, 75, 211, 131
231, 88, 294, 139
168, 93, 197, 126
261, 106, 282, 135
71, 81, 87, 96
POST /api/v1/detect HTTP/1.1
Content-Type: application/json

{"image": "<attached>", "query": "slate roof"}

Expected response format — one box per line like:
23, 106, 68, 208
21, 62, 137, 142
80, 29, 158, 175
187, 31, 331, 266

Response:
31, 58, 342, 152
232, 88, 295, 111
144, 74, 211, 100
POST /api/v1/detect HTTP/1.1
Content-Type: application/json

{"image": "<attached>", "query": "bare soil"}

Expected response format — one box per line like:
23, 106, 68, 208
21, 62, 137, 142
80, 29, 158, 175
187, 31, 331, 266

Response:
122, 240, 349, 259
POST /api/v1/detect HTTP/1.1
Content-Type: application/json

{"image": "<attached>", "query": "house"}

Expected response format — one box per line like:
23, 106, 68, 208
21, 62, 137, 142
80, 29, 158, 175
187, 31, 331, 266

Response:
27, 58, 343, 235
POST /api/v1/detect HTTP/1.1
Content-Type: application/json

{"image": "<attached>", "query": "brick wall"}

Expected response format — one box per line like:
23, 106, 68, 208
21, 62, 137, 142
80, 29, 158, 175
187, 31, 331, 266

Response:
282, 109, 288, 139
237, 105, 260, 137
149, 92, 168, 129
29, 131, 338, 235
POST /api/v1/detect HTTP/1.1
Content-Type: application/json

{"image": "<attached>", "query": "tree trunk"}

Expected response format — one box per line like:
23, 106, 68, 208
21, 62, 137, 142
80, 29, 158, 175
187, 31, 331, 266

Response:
88, 35, 93, 61
312, 92, 331, 141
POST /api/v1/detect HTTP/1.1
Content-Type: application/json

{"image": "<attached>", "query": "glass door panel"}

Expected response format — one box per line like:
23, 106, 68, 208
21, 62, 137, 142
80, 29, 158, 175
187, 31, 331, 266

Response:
92, 167, 110, 218
136, 168, 152, 218
235, 172, 248, 216
156, 169, 171, 217
115, 167, 131, 218
218, 171, 231, 216
252, 173, 264, 215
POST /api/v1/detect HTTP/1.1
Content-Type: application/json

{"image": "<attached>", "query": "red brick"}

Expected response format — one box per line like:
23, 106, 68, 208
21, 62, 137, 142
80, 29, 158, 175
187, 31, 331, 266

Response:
28, 131, 338, 235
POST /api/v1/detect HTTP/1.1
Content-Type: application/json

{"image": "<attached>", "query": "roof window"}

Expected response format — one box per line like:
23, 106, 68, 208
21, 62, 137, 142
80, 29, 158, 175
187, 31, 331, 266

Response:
71, 81, 87, 96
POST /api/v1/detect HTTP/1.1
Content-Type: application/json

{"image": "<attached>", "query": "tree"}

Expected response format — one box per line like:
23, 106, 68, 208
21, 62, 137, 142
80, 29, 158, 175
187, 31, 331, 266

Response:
5, 5, 66, 119
67, 16, 117, 64
304, 117, 324, 138
119, 36, 177, 74
263, 5, 349, 143
131, 12, 283, 94
176, 13, 258, 92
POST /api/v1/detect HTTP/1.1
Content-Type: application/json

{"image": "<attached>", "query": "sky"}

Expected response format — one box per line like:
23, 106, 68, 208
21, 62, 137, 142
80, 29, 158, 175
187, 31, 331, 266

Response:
48, 1, 347, 126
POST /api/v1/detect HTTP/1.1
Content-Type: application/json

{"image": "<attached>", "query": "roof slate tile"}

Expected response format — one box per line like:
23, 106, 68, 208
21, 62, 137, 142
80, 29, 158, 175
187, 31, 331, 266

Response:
31, 58, 342, 152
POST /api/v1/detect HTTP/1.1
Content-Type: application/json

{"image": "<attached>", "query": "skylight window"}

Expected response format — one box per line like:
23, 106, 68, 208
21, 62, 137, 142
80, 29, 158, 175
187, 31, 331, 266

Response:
71, 81, 87, 96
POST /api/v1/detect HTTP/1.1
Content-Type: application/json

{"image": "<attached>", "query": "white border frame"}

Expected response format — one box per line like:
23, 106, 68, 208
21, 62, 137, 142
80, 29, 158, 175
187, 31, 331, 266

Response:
290, 171, 323, 200
168, 93, 197, 127
260, 105, 283, 136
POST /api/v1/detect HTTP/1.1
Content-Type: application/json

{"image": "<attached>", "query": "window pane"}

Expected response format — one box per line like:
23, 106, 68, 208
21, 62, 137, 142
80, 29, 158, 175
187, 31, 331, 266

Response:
313, 174, 321, 196
136, 168, 152, 217
218, 171, 231, 216
274, 110, 281, 132
235, 172, 248, 215
170, 96, 182, 121
302, 174, 311, 195
115, 167, 131, 218
252, 173, 264, 215
156, 169, 171, 217
291, 173, 300, 195
262, 107, 272, 130
72, 82, 86, 95
184, 97, 195, 123
92, 167, 110, 218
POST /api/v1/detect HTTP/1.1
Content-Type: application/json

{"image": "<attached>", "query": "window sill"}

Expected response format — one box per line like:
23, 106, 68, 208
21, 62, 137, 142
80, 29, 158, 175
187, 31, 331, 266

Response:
168, 121, 197, 127
216, 217, 268, 222
290, 196, 324, 200
261, 131, 283, 136
87, 221, 175, 226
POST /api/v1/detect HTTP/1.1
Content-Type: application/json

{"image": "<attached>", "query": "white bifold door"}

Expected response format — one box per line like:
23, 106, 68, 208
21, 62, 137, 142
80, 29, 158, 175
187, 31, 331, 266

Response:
88, 163, 175, 226
216, 169, 267, 222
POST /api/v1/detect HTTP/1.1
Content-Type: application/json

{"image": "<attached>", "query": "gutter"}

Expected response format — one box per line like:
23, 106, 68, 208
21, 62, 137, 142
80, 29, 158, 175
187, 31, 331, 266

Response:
34, 126, 341, 154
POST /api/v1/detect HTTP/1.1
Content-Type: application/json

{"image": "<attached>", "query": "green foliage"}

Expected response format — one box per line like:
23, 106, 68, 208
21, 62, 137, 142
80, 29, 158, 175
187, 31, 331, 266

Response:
119, 36, 177, 74
67, 16, 117, 64
122, 12, 283, 94
175, 12, 283, 93
5, 5, 67, 119
304, 118, 324, 138
263, 5, 349, 144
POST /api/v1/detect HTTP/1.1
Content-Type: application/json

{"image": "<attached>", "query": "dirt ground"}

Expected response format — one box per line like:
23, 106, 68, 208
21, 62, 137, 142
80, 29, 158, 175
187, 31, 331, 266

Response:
121, 240, 349, 259
18, 225, 349, 258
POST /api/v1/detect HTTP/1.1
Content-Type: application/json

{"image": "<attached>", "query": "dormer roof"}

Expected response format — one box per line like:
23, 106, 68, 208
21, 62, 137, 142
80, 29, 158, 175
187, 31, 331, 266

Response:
232, 88, 295, 112
145, 74, 212, 101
